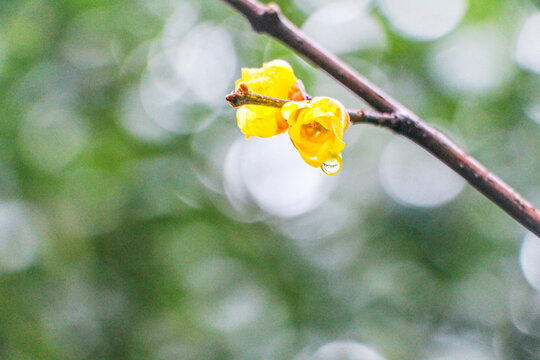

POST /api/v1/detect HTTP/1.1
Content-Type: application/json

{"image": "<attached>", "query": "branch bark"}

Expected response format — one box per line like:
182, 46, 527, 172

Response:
221, 0, 540, 237
226, 85, 396, 126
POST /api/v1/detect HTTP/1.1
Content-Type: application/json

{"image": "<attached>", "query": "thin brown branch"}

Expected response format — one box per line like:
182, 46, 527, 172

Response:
221, 0, 540, 237
226, 83, 289, 108
225, 85, 395, 127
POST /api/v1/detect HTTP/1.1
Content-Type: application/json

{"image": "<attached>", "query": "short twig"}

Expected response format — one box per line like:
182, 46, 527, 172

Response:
226, 83, 289, 108
225, 86, 399, 127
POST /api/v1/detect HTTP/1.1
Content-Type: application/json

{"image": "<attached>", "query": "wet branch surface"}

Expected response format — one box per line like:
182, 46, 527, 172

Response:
221, 0, 540, 237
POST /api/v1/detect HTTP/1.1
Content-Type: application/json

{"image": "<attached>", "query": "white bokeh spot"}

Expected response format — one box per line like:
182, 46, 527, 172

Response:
224, 135, 331, 218
302, 2, 386, 54
520, 232, 540, 291
138, 17, 237, 135
428, 27, 515, 96
0, 202, 41, 272
167, 23, 237, 104
525, 98, 540, 125
515, 12, 540, 75
380, 136, 465, 208
423, 334, 494, 360
295, 0, 373, 13
313, 341, 386, 360
378, 0, 467, 41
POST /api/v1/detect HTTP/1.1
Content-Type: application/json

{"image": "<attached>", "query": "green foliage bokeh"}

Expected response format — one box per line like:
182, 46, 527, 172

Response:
0, 0, 539, 359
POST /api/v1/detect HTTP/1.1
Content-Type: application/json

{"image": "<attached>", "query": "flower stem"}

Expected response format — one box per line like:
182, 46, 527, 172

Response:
225, 83, 289, 108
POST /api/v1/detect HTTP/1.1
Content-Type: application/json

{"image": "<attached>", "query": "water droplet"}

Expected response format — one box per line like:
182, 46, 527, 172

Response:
321, 157, 341, 175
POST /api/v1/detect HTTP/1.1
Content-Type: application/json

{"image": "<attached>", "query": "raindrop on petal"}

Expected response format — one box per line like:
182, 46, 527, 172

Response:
322, 157, 341, 175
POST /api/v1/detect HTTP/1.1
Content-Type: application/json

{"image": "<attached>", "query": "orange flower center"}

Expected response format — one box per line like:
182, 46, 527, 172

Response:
300, 120, 330, 144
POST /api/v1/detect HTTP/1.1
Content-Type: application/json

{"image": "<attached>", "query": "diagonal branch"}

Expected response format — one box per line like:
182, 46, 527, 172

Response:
220, 0, 540, 237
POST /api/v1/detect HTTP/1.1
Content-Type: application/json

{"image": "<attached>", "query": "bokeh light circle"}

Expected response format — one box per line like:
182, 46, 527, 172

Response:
422, 334, 494, 360
18, 103, 88, 173
295, 0, 372, 13
514, 12, 540, 75
139, 19, 237, 136
525, 98, 540, 124
302, 2, 386, 54
243, 136, 329, 218
224, 135, 331, 219
118, 86, 172, 143
165, 22, 237, 105
428, 27, 515, 96
313, 341, 386, 360
380, 136, 465, 207
0, 202, 41, 272
378, 0, 467, 41
520, 232, 540, 291
509, 285, 540, 338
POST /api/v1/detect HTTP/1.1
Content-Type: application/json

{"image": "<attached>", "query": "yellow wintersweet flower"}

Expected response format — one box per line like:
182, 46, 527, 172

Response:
235, 59, 302, 138
281, 97, 349, 175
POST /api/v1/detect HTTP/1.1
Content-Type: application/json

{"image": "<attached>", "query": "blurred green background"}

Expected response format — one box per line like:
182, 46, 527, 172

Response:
1, 0, 540, 359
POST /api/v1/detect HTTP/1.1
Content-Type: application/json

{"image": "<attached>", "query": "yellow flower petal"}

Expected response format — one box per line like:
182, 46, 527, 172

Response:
235, 60, 299, 138
281, 97, 349, 174
281, 100, 309, 121
237, 105, 287, 138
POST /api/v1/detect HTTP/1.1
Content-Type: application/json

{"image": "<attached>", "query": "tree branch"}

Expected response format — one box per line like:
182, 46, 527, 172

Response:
221, 0, 540, 237
225, 85, 397, 127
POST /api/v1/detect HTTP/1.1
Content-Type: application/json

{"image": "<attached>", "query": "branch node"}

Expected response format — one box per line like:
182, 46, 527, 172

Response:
263, 3, 281, 21
238, 82, 250, 95
251, 2, 281, 32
